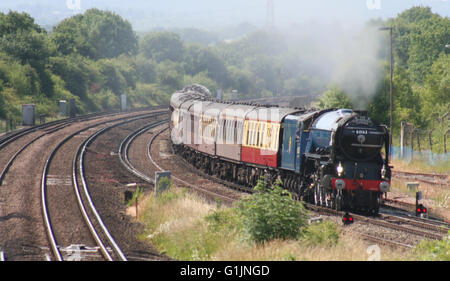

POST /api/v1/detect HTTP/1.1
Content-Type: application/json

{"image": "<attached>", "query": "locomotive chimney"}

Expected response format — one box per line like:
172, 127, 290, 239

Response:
354, 110, 368, 117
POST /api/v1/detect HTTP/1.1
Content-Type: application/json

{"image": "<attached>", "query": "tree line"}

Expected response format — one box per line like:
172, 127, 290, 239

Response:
0, 7, 448, 147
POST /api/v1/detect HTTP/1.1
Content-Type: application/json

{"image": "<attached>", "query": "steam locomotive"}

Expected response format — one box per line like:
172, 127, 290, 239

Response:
170, 85, 391, 214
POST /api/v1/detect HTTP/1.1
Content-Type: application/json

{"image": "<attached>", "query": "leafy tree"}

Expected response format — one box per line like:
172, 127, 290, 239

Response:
184, 72, 218, 95
389, 7, 449, 84
367, 73, 390, 125
135, 54, 156, 84
246, 55, 282, 96
227, 66, 255, 97
420, 53, 450, 123
48, 55, 97, 100
318, 85, 353, 109
216, 30, 287, 67
0, 81, 5, 118
284, 74, 324, 97
96, 59, 128, 95
52, 9, 138, 60
0, 11, 44, 35
140, 32, 184, 63
173, 28, 219, 45
183, 44, 228, 86
392, 64, 422, 128
156, 60, 184, 90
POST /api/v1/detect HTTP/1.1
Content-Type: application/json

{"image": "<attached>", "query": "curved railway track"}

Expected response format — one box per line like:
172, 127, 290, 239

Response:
41, 112, 167, 261
0, 108, 167, 261
119, 124, 238, 204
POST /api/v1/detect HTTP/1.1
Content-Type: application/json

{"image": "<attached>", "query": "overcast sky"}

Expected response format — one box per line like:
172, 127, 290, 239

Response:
1, 0, 448, 30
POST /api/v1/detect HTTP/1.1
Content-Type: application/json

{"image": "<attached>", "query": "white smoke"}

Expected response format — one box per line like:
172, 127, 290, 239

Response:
329, 25, 385, 109
283, 21, 385, 109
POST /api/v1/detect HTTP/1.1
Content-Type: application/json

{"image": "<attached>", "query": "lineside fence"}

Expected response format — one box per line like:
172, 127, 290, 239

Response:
392, 112, 449, 166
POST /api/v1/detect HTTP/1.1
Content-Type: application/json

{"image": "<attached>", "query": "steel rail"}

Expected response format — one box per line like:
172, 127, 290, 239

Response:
1, 121, 86, 185
146, 126, 237, 203
380, 214, 449, 234
353, 231, 414, 249
392, 170, 449, 186
0, 111, 111, 150
77, 111, 167, 261
0, 106, 165, 150
41, 110, 167, 261
1, 110, 158, 185
118, 121, 169, 184
305, 202, 445, 240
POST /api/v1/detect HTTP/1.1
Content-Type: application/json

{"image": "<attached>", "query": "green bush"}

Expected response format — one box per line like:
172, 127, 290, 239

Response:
205, 207, 240, 235
126, 185, 143, 207
237, 179, 308, 244
413, 231, 450, 261
301, 221, 340, 247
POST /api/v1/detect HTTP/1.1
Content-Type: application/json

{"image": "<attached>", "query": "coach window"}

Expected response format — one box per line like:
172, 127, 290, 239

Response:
211, 118, 216, 139
233, 120, 238, 144
264, 123, 271, 149
222, 119, 227, 143
260, 123, 266, 148
227, 119, 234, 144
237, 120, 243, 145
225, 119, 231, 143
251, 121, 257, 146
271, 124, 279, 151
245, 121, 251, 146
255, 122, 259, 147
248, 121, 253, 146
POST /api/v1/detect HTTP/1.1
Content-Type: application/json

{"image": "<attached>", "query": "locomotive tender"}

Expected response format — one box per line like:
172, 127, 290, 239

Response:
170, 85, 391, 214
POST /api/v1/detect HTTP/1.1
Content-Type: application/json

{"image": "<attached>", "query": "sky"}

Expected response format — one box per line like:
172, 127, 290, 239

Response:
0, 0, 448, 30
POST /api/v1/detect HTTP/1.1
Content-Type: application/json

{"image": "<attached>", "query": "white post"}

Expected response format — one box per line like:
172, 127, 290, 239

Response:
121, 94, 127, 112
400, 121, 405, 158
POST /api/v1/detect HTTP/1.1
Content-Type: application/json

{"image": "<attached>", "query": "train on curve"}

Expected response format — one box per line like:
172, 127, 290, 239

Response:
169, 85, 391, 214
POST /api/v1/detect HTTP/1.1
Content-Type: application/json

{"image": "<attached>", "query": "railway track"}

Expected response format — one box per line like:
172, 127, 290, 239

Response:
119, 124, 238, 204
392, 170, 449, 186
1, 112, 122, 185
41, 111, 167, 261
0, 108, 167, 260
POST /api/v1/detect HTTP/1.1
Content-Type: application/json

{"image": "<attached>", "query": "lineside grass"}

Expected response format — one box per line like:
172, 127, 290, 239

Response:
391, 159, 450, 175
135, 186, 420, 261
